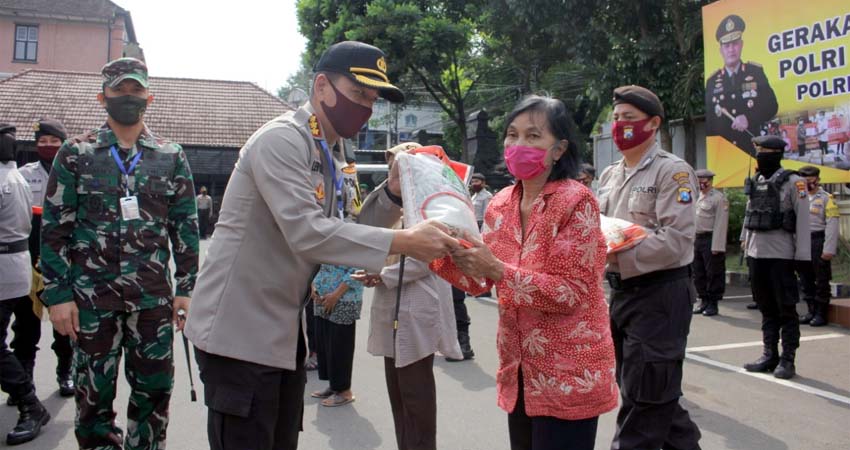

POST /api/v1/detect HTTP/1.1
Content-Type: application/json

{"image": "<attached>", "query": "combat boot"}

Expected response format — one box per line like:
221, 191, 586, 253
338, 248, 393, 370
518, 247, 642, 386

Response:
808, 302, 828, 327
693, 299, 708, 314
744, 347, 779, 373
6, 393, 50, 446
799, 301, 815, 324
702, 299, 718, 317
746, 302, 759, 310
446, 331, 475, 362
57, 372, 75, 397
773, 351, 796, 379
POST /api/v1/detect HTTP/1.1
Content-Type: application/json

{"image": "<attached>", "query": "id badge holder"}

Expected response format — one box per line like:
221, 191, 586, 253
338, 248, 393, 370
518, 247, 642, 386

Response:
120, 196, 141, 221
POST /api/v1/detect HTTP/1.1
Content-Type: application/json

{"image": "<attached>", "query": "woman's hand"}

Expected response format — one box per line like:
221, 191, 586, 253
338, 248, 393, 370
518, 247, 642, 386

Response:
451, 232, 504, 281
352, 271, 384, 287
320, 293, 340, 313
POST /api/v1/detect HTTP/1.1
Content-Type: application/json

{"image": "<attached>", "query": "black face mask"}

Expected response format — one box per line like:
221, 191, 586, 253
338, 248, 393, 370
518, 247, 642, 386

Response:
105, 95, 148, 125
756, 152, 783, 177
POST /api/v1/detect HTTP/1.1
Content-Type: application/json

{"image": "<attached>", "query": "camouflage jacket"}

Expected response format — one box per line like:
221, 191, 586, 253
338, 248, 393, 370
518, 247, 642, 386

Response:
40, 124, 199, 311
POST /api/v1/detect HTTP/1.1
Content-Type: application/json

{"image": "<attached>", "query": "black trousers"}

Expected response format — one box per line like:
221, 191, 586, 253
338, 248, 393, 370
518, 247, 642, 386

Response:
452, 287, 470, 334
609, 276, 701, 450
315, 317, 356, 392
194, 330, 306, 450
692, 234, 725, 302
0, 298, 35, 400
797, 233, 832, 305
750, 258, 800, 354
384, 355, 437, 450
305, 299, 317, 355
11, 293, 74, 376
508, 371, 598, 450
198, 209, 210, 238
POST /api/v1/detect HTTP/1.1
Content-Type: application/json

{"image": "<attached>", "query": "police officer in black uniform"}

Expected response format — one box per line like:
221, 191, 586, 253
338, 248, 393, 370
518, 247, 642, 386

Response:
742, 135, 810, 380
11, 119, 74, 402
705, 14, 778, 156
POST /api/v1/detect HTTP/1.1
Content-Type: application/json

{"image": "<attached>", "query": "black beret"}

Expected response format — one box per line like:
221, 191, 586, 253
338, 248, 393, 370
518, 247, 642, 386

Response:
0, 122, 16, 138
471, 173, 486, 181
695, 169, 716, 178
716, 15, 745, 44
33, 118, 67, 141
752, 135, 786, 151
797, 165, 820, 177
613, 85, 665, 120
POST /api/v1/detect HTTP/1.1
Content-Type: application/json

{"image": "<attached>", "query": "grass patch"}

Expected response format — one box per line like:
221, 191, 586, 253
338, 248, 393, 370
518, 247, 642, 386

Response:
724, 245, 850, 284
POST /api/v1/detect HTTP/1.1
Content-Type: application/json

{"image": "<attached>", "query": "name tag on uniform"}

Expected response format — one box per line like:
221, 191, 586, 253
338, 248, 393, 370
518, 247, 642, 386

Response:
120, 196, 141, 220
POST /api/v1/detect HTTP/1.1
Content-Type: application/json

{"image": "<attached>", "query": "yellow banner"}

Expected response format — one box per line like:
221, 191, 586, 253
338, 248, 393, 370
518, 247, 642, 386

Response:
703, 0, 850, 186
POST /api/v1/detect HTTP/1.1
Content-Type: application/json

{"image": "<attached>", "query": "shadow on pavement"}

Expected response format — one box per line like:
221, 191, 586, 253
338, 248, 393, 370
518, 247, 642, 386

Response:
310, 400, 383, 450
683, 398, 790, 450
433, 358, 496, 392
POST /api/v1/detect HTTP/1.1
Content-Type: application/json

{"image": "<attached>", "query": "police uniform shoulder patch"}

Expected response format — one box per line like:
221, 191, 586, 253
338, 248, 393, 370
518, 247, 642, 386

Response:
672, 171, 691, 186
795, 180, 807, 198
678, 187, 693, 204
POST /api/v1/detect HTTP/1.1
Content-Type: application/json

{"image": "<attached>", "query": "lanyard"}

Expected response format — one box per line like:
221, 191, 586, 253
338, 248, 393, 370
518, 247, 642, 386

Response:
317, 140, 345, 219
110, 146, 143, 197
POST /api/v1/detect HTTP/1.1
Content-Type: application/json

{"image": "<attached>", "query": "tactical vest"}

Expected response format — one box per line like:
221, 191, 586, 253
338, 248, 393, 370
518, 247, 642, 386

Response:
744, 169, 796, 232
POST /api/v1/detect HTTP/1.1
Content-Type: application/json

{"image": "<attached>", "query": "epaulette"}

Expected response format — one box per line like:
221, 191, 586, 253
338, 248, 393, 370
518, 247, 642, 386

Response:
747, 61, 763, 68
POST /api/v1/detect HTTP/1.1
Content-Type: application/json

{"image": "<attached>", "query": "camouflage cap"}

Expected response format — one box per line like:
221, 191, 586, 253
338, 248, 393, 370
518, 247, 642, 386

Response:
101, 57, 149, 89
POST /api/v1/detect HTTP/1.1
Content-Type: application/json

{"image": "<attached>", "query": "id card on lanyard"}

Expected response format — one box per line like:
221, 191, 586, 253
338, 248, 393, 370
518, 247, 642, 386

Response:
110, 146, 143, 221
317, 139, 345, 219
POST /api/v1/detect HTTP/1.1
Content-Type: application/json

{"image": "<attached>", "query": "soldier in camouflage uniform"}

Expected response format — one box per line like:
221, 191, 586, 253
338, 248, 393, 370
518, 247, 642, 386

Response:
40, 58, 199, 450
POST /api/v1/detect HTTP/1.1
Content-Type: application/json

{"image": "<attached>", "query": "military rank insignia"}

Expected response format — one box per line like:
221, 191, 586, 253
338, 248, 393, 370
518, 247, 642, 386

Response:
308, 115, 321, 138
623, 125, 634, 140
678, 187, 693, 204
795, 180, 807, 198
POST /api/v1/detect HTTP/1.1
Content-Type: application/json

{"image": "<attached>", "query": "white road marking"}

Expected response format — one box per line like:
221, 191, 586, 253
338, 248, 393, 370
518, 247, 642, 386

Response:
685, 353, 850, 407
687, 333, 846, 352
721, 294, 753, 300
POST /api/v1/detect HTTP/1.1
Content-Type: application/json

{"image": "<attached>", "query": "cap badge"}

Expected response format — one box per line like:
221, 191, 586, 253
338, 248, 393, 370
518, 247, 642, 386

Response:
32, 123, 40, 132
377, 57, 387, 73
726, 19, 734, 32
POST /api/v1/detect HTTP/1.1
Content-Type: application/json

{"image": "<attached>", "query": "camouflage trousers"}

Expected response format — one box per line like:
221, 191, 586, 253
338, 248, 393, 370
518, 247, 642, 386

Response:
75, 305, 174, 450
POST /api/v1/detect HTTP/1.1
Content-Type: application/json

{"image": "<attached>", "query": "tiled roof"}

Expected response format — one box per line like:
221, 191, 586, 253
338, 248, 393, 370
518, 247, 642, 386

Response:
0, 0, 123, 21
0, 69, 293, 148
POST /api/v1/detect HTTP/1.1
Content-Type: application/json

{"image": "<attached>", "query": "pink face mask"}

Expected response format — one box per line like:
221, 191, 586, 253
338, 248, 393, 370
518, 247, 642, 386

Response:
504, 145, 548, 180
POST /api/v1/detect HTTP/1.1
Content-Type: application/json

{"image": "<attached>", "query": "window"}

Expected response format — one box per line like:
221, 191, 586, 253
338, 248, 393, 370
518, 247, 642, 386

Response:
404, 114, 417, 127
14, 25, 38, 62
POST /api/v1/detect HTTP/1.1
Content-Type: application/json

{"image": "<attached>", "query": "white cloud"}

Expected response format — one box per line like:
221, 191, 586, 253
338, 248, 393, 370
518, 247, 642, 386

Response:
114, 0, 306, 92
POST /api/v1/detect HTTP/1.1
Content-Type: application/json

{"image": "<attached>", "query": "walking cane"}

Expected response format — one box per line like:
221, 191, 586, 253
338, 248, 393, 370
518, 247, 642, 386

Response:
177, 310, 198, 402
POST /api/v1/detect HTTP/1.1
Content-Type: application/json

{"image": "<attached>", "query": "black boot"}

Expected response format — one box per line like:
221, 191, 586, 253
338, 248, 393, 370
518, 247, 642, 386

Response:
446, 331, 475, 362
746, 302, 759, 310
57, 371, 75, 397
773, 352, 796, 379
702, 299, 719, 317
693, 299, 708, 314
744, 347, 779, 373
6, 393, 50, 446
799, 301, 815, 324
809, 302, 828, 327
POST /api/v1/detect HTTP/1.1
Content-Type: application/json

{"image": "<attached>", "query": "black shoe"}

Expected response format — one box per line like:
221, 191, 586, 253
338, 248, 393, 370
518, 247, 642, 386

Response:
773, 359, 796, 379
746, 302, 759, 310
693, 300, 708, 314
809, 313, 827, 327
799, 312, 814, 324
744, 354, 779, 373
702, 302, 718, 316
447, 332, 475, 362
6, 394, 50, 446
57, 373, 75, 397
6, 397, 17, 407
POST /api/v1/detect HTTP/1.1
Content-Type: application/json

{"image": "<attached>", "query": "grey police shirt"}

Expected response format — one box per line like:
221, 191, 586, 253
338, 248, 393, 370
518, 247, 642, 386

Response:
743, 172, 811, 261
695, 188, 729, 253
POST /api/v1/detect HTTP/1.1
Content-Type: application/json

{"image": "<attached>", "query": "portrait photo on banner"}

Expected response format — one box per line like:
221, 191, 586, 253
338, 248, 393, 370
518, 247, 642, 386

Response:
702, 0, 850, 187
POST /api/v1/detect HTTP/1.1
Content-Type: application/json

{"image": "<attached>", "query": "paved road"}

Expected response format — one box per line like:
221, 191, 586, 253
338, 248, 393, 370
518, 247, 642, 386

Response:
6, 241, 849, 449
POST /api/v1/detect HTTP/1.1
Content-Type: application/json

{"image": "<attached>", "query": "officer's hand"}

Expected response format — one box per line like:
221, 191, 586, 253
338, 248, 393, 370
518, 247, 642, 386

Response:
732, 114, 749, 132
821, 253, 834, 261
391, 220, 462, 263
48, 302, 79, 341
740, 240, 747, 251
352, 271, 383, 287
173, 296, 191, 332
387, 159, 402, 197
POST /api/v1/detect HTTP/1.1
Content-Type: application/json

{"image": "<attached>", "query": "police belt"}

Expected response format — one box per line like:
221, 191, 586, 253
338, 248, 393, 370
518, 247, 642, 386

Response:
811, 230, 825, 238
695, 232, 713, 239
606, 266, 691, 291
0, 238, 28, 254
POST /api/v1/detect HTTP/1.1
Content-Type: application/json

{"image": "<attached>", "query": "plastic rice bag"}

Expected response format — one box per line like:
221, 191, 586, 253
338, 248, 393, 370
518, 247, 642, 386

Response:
600, 215, 649, 254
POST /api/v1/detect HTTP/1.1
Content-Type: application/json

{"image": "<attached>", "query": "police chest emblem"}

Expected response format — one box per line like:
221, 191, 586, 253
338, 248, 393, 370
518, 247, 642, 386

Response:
623, 125, 634, 140
795, 181, 807, 198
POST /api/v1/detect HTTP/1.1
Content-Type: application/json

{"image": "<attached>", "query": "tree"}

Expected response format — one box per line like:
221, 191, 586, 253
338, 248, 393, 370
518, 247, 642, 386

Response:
296, 0, 487, 163
276, 60, 313, 105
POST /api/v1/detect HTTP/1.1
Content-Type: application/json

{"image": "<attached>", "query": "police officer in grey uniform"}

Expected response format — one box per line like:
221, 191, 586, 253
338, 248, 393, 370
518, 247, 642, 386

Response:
705, 14, 778, 156
796, 166, 839, 327
598, 86, 702, 450
692, 169, 728, 317
742, 135, 810, 380
12, 118, 74, 399
0, 123, 50, 445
